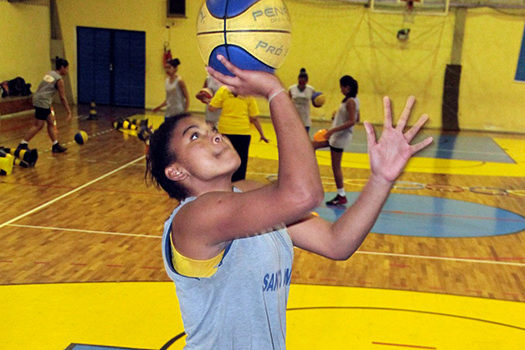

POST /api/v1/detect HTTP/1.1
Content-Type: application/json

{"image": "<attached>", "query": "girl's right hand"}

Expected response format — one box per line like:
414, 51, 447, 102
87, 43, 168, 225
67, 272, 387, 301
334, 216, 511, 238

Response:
206, 55, 283, 100
365, 96, 433, 183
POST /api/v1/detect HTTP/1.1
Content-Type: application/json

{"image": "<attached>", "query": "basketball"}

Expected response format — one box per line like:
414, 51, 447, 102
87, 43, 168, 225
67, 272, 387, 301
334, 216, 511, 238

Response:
0, 152, 14, 176
313, 129, 328, 142
311, 91, 325, 108
74, 130, 88, 145
196, 0, 292, 76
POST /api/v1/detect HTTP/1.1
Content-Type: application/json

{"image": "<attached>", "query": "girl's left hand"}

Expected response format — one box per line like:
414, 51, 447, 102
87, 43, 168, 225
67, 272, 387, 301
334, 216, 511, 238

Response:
260, 136, 269, 143
364, 96, 433, 183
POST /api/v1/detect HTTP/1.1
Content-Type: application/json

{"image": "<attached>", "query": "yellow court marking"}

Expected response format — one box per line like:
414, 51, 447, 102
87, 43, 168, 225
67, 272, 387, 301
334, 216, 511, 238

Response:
2, 282, 524, 349
248, 123, 525, 177
288, 285, 525, 349
2, 282, 185, 350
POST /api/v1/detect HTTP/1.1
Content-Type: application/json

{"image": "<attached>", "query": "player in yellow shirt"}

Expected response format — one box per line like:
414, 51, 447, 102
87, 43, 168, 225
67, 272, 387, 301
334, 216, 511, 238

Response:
209, 85, 268, 181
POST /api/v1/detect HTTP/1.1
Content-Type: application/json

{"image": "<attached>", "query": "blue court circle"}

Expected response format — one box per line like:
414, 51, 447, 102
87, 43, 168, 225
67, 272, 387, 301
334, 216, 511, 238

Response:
315, 193, 525, 238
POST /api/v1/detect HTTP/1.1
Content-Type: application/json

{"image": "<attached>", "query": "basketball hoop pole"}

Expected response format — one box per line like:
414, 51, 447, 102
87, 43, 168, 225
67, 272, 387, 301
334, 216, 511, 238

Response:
401, 0, 420, 12
401, 0, 419, 24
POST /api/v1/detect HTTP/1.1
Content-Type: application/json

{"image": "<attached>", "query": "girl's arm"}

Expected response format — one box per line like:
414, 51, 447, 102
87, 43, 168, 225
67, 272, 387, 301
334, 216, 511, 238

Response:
173, 56, 323, 259
56, 79, 72, 121
152, 100, 166, 112
288, 96, 433, 260
250, 116, 269, 143
179, 79, 190, 111
326, 98, 356, 137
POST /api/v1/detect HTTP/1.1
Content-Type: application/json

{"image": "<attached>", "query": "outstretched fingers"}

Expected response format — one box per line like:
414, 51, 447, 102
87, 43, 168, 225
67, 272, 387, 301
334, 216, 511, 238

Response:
396, 96, 415, 132
216, 54, 242, 76
382, 96, 393, 129
404, 113, 429, 142
364, 121, 377, 150
410, 135, 434, 155
206, 65, 237, 89
206, 55, 243, 91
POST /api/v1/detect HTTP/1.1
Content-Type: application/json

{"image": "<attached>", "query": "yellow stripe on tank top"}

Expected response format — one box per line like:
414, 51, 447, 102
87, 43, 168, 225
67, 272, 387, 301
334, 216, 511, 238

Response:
170, 232, 224, 278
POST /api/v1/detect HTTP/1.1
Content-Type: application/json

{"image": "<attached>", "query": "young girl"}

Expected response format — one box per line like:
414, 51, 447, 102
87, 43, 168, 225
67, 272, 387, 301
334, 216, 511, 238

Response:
313, 75, 359, 206
18, 57, 72, 154
153, 58, 189, 119
147, 55, 432, 349
288, 68, 316, 133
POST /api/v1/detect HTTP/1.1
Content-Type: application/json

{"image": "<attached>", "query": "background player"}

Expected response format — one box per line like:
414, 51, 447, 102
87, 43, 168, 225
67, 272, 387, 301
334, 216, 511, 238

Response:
313, 75, 360, 206
288, 67, 316, 133
153, 58, 189, 119
18, 57, 72, 153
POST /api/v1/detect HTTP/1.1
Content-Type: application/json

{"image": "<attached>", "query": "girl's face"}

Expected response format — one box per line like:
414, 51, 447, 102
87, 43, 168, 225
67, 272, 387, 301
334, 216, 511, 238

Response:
298, 77, 307, 90
168, 117, 240, 183
340, 84, 351, 96
59, 65, 69, 76
165, 64, 177, 76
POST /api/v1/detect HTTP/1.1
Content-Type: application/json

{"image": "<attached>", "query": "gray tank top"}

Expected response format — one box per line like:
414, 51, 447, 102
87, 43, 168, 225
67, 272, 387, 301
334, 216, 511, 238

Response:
288, 84, 314, 127
329, 96, 360, 149
165, 76, 186, 117
32, 70, 62, 109
162, 192, 293, 349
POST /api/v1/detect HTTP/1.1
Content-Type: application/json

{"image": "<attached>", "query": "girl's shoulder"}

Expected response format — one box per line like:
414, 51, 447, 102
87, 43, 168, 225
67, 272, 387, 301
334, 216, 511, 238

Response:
344, 96, 357, 104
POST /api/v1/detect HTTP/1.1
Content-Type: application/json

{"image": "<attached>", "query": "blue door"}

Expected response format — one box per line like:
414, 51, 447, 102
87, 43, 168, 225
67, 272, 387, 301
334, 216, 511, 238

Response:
77, 27, 145, 108
77, 27, 111, 105
113, 30, 146, 107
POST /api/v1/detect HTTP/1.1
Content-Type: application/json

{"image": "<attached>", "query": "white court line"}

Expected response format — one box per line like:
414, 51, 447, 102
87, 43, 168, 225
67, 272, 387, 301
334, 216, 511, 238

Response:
357, 250, 525, 267
7, 222, 524, 267
0, 155, 145, 229
7, 223, 160, 239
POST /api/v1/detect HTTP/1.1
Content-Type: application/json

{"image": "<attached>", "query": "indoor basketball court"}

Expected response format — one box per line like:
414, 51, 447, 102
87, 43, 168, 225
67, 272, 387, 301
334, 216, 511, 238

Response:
1, 0, 525, 349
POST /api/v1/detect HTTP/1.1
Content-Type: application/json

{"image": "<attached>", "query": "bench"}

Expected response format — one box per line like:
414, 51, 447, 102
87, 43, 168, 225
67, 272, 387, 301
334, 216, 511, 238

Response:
0, 95, 33, 117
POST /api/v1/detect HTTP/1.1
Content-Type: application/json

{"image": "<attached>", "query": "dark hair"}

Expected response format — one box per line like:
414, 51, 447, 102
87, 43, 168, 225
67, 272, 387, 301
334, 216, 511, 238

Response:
146, 113, 192, 200
55, 57, 69, 70
168, 58, 181, 67
340, 75, 358, 101
298, 67, 308, 81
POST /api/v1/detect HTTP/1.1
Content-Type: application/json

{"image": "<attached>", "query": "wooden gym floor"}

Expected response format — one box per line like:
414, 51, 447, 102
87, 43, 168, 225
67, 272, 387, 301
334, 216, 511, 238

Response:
0, 104, 524, 349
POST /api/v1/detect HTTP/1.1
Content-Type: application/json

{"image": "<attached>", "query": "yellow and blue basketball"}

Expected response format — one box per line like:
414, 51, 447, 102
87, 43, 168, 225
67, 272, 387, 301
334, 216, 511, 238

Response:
311, 91, 325, 108
0, 152, 14, 176
196, 0, 292, 76
74, 130, 88, 145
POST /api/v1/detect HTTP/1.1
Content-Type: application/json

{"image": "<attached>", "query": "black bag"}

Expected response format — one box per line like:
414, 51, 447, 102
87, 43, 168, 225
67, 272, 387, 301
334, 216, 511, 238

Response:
1, 77, 32, 97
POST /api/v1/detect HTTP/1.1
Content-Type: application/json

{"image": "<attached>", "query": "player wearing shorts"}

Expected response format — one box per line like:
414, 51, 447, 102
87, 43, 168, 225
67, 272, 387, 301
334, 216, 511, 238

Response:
18, 57, 72, 153
313, 75, 360, 205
